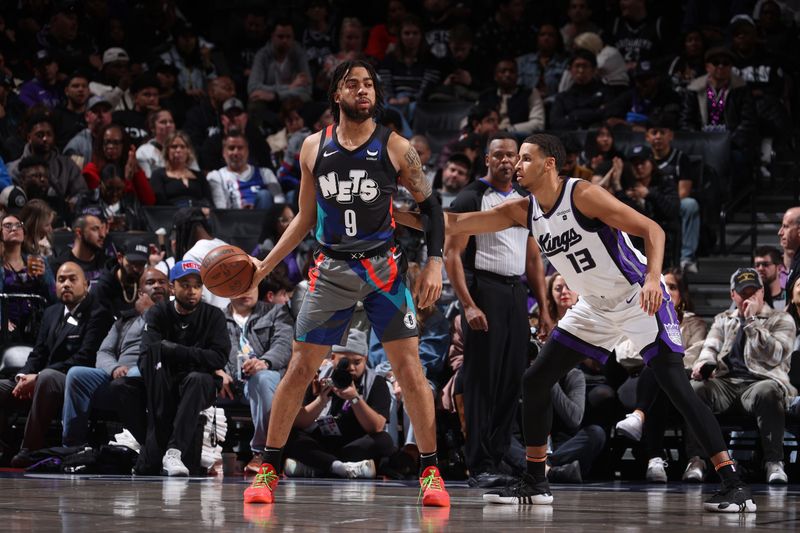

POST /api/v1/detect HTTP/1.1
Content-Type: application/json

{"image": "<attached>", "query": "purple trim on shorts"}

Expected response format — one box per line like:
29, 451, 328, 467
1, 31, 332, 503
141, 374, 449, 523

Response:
551, 327, 612, 363
597, 226, 646, 286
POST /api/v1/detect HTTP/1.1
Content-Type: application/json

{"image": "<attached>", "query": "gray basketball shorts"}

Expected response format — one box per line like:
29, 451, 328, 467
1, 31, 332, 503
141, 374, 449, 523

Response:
295, 246, 419, 346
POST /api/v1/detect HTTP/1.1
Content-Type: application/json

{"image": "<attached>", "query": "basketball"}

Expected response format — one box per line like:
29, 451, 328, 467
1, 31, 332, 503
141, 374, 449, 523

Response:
200, 245, 255, 298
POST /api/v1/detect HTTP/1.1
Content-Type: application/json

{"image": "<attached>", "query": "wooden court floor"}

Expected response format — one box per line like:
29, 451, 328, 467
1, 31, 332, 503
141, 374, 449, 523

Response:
0, 472, 797, 532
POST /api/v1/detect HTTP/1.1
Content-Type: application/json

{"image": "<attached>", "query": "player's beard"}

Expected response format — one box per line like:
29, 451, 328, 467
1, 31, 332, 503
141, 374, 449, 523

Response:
339, 99, 374, 122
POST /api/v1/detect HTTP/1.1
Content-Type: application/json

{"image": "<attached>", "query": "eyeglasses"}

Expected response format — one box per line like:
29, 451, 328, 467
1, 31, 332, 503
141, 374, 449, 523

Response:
754, 261, 774, 268
2, 222, 24, 231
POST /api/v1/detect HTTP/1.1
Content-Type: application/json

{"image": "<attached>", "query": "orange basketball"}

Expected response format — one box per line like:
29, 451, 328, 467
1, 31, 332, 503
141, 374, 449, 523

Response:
200, 245, 255, 298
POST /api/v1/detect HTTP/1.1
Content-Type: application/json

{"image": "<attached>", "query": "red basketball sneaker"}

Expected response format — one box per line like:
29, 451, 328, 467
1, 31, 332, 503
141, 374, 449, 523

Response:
419, 466, 450, 507
244, 463, 280, 504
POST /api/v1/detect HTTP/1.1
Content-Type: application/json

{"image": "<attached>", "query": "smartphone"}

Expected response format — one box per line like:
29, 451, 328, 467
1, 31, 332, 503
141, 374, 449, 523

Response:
699, 363, 716, 380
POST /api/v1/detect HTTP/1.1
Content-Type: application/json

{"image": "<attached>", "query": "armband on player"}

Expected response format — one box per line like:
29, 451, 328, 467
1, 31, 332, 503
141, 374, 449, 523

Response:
417, 194, 444, 258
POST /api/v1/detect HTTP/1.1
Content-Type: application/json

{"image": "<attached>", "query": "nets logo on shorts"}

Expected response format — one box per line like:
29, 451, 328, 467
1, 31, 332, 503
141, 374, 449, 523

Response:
664, 322, 682, 345
404, 312, 417, 329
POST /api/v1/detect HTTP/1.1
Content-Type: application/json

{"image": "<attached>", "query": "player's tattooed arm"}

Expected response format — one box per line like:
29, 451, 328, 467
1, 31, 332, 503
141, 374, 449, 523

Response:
402, 145, 432, 199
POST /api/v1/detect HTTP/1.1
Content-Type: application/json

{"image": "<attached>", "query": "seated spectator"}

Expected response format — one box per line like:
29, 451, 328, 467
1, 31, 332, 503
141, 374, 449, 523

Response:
8, 113, 87, 205
302, 0, 334, 80
680, 47, 758, 185
74, 164, 147, 232
133, 260, 229, 476
53, 72, 90, 150
560, 0, 602, 48
222, 9, 270, 97
19, 199, 56, 258
667, 30, 707, 92
479, 58, 545, 135
316, 18, 366, 95
112, 73, 160, 145
18, 51, 61, 110
606, 61, 682, 130
173, 207, 231, 310
614, 268, 707, 482
682, 267, 795, 485
183, 76, 236, 154
248, 18, 312, 126
409, 135, 436, 186
150, 132, 212, 207
89, 47, 134, 112
275, 98, 312, 200
252, 203, 311, 286
153, 61, 192, 129
755, 0, 798, 58
549, 49, 616, 130
645, 115, 700, 273
207, 131, 283, 210
754, 245, 786, 311
608, 0, 664, 70
559, 32, 629, 93
365, 0, 406, 62
0, 262, 113, 466
61, 267, 168, 447
560, 136, 594, 181
285, 328, 394, 478
616, 144, 681, 268
780, 206, 800, 296
63, 95, 114, 170
580, 123, 624, 174
474, 0, 532, 60
92, 234, 154, 317
81, 124, 155, 206
198, 97, 273, 175
217, 283, 294, 473
15, 156, 69, 225
135, 109, 176, 178
50, 214, 109, 287
378, 15, 441, 119
0, 213, 55, 343
435, 153, 472, 209
516, 23, 568, 102
0, 73, 26, 161
429, 24, 489, 103
159, 22, 218, 99
436, 103, 499, 175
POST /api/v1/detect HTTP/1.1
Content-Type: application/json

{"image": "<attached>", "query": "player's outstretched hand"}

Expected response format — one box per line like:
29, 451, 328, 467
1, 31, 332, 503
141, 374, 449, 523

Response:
639, 276, 662, 316
233, 256, 269, 298
417, 259, 443, 309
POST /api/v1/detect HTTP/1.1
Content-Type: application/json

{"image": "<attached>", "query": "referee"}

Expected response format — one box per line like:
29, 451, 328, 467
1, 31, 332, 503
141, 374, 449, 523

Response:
444, 132, 552, 487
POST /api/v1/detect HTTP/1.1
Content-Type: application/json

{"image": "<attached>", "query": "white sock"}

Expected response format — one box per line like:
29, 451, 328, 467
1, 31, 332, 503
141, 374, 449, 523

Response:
330, 460, 348, 477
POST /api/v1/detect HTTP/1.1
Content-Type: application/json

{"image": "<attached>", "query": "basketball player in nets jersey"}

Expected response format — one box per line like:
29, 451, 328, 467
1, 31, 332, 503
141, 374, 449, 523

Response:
241, 60, 450, 508
444, 134, 755, 513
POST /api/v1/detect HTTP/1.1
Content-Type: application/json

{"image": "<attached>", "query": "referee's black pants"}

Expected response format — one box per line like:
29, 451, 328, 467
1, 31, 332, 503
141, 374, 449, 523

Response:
462, 272, 529, 474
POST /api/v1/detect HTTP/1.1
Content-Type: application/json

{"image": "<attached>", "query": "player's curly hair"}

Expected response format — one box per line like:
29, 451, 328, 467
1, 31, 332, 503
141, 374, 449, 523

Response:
328, 59, 384, 123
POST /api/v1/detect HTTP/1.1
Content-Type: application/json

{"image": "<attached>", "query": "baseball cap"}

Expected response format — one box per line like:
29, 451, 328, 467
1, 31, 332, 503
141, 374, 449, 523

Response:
88, 94, 112, 111
0, 186, 27, 214
704, 46, 735, 64
102, 47, 130, 67
633, 60, 658, 79
120, 235, 156, 262
222, 97, 245, 115
35, 50, 55, 66
628, 144, 654, 162
170, 260, 202, 282
730, 267, 763, 294
331, 328, 368, 357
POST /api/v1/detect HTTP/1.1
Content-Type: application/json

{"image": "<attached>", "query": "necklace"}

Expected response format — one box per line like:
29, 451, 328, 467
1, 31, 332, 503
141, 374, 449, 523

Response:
118, 269, 138, 303
706, 84, 727, 126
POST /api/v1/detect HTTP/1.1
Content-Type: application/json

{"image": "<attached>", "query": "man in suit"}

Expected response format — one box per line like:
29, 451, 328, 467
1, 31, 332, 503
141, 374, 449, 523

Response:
0, 262, 114, 466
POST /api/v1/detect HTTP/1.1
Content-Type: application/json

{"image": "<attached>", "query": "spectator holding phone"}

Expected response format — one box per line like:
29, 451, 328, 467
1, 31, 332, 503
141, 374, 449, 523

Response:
682, 267, 795, 485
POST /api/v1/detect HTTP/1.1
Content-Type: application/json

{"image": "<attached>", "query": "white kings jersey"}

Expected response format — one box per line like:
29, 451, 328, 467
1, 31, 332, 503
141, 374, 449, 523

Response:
528, 178, 648, 300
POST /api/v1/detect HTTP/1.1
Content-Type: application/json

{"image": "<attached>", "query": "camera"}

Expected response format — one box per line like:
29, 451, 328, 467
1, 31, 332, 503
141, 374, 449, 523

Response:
331, 358, 353, 389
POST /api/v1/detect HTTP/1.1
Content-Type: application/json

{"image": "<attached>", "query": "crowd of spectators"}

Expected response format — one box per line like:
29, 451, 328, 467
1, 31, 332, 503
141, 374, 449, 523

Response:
0, 0, 798, 483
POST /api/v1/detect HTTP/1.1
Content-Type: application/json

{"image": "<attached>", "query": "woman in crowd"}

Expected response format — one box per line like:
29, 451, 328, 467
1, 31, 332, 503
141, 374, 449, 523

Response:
580, 123, 625, 173
83, 124, 155, 205
74, 165, 146, 231
136, 109, 179, 178
546, 272, 579, 323
252, 203, 313, 285
667, 30, 707, 92
0, 213, 54, 343
19, 199, 54, 258
615, 268, 707, 482
316, 18, 366, 94
150, 131, 212, 207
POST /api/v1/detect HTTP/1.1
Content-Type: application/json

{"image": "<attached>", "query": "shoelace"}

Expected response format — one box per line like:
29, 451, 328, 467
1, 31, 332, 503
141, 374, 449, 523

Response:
252, 468, 279, 490
418, 470, 443, 503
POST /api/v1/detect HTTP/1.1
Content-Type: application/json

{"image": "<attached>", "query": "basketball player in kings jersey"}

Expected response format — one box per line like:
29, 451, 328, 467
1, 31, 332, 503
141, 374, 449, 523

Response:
445, 134, 756, 513
241, 60, 449, 508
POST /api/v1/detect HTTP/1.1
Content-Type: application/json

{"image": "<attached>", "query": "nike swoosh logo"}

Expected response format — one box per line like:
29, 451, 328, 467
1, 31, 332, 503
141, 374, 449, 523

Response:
367, 149, 379, 156
392, 251, 402, 261
532, 215, 542, 221
625, 294, 637, 304
181, 323, 190, 329
323, 150, 338, 157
